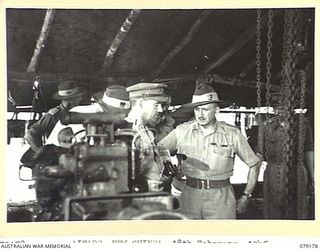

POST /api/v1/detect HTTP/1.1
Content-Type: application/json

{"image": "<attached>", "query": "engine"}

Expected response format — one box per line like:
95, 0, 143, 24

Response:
28, 111, 185, 221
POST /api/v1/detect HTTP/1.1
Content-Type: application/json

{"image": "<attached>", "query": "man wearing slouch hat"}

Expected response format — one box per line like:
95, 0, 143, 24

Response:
24, 80, 85, 153
24, 82, 130, 155
159, 80, 261, 219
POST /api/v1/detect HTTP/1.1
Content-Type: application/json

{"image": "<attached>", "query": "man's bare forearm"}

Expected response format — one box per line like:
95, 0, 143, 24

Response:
244, 161, 261, 194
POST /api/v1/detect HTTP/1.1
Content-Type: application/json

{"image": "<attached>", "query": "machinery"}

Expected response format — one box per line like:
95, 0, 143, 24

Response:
24, 111, 185, 221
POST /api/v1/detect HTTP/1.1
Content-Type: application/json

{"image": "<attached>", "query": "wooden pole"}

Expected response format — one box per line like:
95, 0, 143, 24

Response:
8, 71, 141, 86
239, 53, 267, 78
151, 10, 212, 79
9, 71, 283, 92
27, 9, 56, 73
98, 9, 141, 76
153, 73, 280, 91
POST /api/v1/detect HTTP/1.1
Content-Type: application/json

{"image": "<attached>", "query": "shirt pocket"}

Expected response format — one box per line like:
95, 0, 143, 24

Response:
213, 145, 235, 158
208, 144, 235, 175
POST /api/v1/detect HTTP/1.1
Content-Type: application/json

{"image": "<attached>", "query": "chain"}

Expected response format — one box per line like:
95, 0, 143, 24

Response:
256, 9, 262, 107
294, 12, 304, 109
297, 70, 307, 219
265, 9, 273, 109
261, 9, 275, 172
287, 9, 301, 219
281, 9, 293, 219
281, 10, 289, 101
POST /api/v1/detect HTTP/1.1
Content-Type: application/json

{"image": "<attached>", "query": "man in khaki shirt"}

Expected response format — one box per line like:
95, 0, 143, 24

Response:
126, 83, 174, 191
159, 82, 261, 219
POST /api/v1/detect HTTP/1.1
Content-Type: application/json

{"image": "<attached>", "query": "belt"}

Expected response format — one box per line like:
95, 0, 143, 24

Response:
186, 176, 230, 189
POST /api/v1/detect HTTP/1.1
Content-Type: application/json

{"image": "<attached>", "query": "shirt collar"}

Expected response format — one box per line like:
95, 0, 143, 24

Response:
192, 120, 220, 136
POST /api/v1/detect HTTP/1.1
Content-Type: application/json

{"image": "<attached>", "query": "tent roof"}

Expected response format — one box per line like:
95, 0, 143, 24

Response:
6, 8, 314, 111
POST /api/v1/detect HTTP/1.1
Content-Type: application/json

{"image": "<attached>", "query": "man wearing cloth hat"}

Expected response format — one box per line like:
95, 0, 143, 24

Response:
25, 80, 84, 153
159, 80, 261, 219
26, 83, 131, 151
71, 84, 130, 115
126, 82, 174, 191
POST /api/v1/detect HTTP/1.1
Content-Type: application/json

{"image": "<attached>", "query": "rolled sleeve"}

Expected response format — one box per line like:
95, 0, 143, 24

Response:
234, 130, 260, 167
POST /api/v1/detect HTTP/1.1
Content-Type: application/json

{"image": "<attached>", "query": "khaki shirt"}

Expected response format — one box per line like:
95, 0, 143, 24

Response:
159, 120, 260, 180
24, 105, 64, 150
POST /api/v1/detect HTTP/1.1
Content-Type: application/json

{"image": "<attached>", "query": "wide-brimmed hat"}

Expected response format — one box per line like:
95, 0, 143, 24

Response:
52, 80, 85, 100
126, 83, 171, 104
93, 85, 130, 114
182, 83, 228, 108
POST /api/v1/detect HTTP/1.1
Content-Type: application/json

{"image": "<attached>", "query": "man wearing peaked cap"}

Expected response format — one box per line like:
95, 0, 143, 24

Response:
24, 80, 85, 153
126, 82, 175, 192
126, 82, 173, 141
126, 82, 171, 104
159, 80, 261, 219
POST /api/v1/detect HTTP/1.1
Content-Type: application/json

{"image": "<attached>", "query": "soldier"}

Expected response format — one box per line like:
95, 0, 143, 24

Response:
126, 83, 174, 191
24, 80, 84, 153
24, 83, 130, 163
159, 83, 261, 219
71, 84, 130, 115
256, 92, 314, 219
126, 82, 174, 142
68, 84, 131, 140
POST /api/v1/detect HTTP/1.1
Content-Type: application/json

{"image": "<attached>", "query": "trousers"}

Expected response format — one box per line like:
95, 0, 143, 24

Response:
180, 184, 236, 219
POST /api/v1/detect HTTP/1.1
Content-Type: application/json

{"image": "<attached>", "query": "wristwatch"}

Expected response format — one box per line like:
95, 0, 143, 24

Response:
242, 192, 253, 199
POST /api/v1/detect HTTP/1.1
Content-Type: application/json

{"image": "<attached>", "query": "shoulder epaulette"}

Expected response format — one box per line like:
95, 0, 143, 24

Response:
185, 118, 196, 125
177, 119, 195, 127
48, 106, 60, 115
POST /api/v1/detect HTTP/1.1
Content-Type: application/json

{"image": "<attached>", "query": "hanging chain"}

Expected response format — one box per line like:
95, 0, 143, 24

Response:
265, 9, 274, 109
263, 9, 274, 167
297, 32, 307, 170
287, 9, 300, 219
295, 11, 308, 219
280, 9, 290, 167
288, 9, 298, 166
294, 12, 304, 109
256, 9, 262, 107
281, 9, 293, 219
297, 71, 306, 162
281, 10, 289, 102
297, 69, 307, 219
